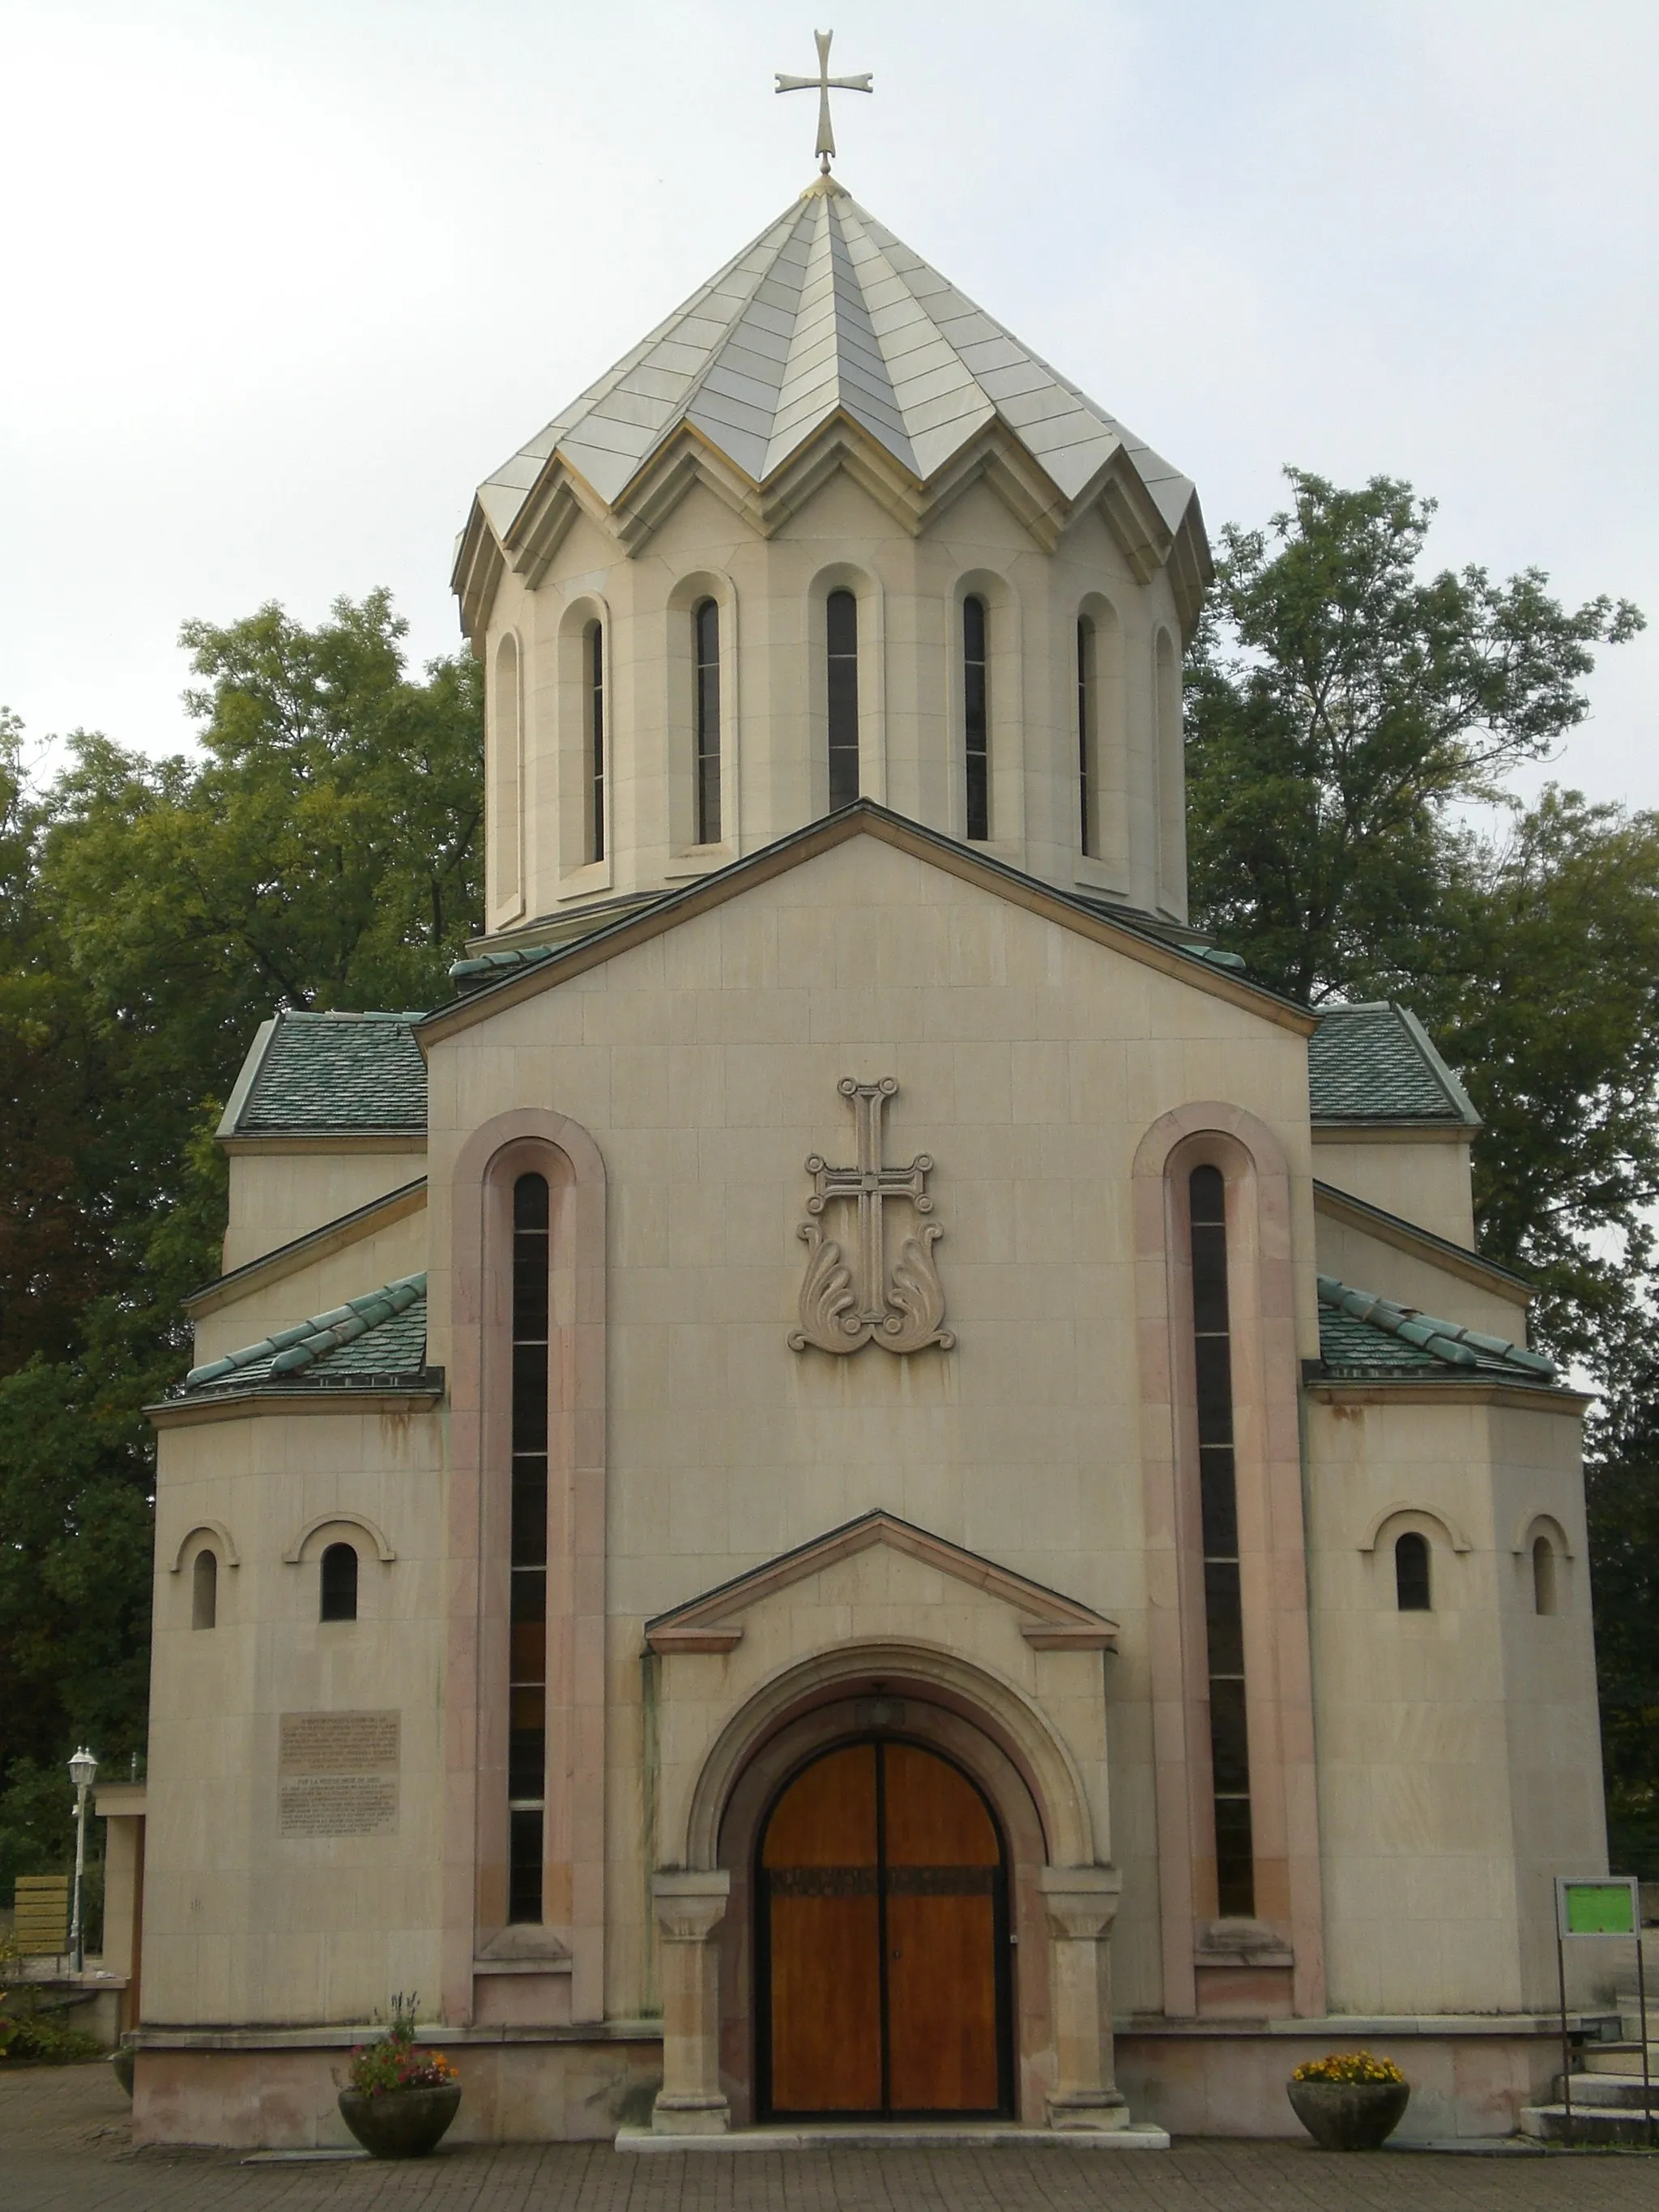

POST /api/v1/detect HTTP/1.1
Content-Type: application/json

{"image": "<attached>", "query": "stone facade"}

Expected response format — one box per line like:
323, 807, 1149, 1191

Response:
124, 176, 1610, 2148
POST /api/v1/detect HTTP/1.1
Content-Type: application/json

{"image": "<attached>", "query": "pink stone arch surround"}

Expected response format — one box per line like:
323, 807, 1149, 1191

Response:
444, 1109, 608, 2027
1132, 1102, 1324, 2019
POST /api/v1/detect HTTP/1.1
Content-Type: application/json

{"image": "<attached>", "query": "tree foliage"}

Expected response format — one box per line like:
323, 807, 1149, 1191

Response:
1187, 470, 1651, 1357
1186, 470, 1643, 1008
0, 595, 482, 1887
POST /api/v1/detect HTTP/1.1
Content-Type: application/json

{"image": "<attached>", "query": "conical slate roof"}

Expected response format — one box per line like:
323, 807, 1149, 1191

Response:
468, 177, 1197, 551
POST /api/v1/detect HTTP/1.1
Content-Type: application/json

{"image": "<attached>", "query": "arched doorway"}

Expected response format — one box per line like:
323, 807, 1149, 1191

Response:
755, 1737, 1013, 2119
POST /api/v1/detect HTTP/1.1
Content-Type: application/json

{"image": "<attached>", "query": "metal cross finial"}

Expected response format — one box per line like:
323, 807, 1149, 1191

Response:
776, 29, 872, 175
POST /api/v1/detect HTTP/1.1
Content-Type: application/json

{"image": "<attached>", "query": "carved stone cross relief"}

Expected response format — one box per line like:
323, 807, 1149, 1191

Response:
789, 1077, 954, 1356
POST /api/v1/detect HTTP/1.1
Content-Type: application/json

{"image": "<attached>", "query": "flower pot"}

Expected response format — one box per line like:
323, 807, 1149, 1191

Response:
337, 2083, 461, 2158
1287, 2078, 1410, 2150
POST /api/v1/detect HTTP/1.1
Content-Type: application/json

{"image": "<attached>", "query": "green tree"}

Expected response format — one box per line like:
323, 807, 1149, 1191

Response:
1186, 469, 1643, 1007
1586, 1350, 1659, 1880
0, 595, 484, 1886
1421, 792, 1659, 1363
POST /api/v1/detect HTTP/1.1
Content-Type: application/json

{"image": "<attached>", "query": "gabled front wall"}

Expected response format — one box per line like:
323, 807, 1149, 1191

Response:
424, 830, 1319, 2026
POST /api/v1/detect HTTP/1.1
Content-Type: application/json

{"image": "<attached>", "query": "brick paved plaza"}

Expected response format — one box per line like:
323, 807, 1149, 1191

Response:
5, 2067, 1658, 2212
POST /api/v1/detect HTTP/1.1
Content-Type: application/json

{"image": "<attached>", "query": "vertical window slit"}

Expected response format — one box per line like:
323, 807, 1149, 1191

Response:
826, 589, 859, 811
1189, 1164, 1254, 1917
1077, 616, 1094, 855
693, 598, 721, 845
587, 623, 605, 864
510, 1171, 550, 1923
964, 595, 989, 840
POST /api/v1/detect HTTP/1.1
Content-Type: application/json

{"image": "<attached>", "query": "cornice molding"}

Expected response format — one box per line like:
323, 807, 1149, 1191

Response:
1306, 1379, 1589, 1413
148, 1383, 444, 1430
220, 1132, 427, 1157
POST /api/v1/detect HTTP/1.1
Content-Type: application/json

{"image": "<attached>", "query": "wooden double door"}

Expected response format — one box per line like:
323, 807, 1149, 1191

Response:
757, 1738, 1013, 2118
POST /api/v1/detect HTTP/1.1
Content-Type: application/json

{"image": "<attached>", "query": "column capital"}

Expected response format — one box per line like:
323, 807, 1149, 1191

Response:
651, 1868, 731, 1944
1038, 1863, 1123, 1942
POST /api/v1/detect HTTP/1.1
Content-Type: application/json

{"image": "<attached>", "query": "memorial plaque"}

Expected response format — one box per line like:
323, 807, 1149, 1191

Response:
279, 1711, 399, 1837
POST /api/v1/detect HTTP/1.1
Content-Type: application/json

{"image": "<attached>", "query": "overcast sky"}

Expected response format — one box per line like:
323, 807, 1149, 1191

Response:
2, 0, 1655, 809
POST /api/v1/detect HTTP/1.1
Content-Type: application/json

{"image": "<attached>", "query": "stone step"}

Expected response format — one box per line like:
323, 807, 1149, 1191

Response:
1554, 2072, 1659, 2110
1520, 2101, 1659, 2146
1584, 2043, 1659, 2075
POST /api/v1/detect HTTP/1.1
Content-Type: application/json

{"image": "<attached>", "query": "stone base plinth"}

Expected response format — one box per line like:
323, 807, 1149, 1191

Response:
1115, 2018, 1600, 2142
618, 2123, 1172, 2151
130, 2028, 663, 2149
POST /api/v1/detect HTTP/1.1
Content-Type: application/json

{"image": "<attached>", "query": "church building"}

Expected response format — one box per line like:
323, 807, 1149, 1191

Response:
125, 143, 1609, 2147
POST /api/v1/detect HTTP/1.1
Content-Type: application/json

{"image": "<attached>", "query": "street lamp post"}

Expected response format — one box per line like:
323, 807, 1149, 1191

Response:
66, 1747, 97, 1975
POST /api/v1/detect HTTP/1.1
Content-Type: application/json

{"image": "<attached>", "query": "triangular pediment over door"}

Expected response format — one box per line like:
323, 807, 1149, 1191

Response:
643, 1509, 1119, 1655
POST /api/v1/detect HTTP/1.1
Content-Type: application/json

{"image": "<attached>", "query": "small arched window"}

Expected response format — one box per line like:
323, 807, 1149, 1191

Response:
1077, 616, 1095, 855
586, 621, 605, 863
693, 598, 721, 845
963, 595, 989, 840
825, 588, 859, 811
1533, 1535, 1558, 1616
192, 1549, 217, 1631
320, 1541, 359, 1623
1395, 1532, 1431, 1612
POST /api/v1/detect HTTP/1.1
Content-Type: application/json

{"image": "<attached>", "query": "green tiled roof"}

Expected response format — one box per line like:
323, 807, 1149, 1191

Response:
229, 1011, 429, 1135
1308, 1003, 1478, 1126
182, 1275, 433, 1395
1316, 1276, 1555, 1383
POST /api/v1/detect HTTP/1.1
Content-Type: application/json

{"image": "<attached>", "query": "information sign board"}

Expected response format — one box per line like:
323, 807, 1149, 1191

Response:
1555, 1874, 1640, 1938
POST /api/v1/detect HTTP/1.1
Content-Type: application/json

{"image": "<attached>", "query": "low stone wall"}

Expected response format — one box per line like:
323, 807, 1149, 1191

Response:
131, 2031, 663, 2149
1117, 2022, 1571, 2140
131, 2015, 1597, 2146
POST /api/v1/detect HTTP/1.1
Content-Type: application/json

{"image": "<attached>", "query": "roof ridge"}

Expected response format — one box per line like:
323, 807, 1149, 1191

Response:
1316, 1274, 1553, 1378
185, 1272, 427, 1391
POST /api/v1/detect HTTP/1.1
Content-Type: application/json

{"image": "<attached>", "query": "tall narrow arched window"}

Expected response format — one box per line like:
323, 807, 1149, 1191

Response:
963, 594, 989, 839
320, 1541, 358, 1622
1533, 1535, 1558, 1615
1189, 1164, 1254, 1917
586, 621, 605, 864
1077, 616, 1095, 855
192, 1549, 217, 1630
693, 598, 721, 845
493, 633, 522, 914
1155, 628, 1183, 902
509, 1172, 550, 1923
1395, 1532, 1431, 1612
826, 588, 859, 811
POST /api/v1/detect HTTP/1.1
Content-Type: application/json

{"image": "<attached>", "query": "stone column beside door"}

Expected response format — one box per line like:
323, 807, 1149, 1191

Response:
1039, 1865, 1129, 2129
650, 1871, 731, 2134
